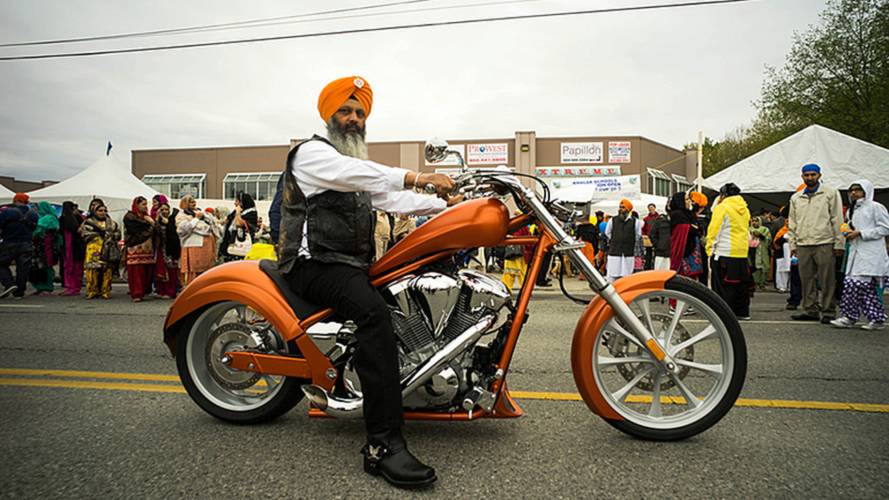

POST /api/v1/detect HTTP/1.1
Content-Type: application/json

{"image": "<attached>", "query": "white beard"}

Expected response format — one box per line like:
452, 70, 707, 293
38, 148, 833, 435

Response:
327, 119, 369, 160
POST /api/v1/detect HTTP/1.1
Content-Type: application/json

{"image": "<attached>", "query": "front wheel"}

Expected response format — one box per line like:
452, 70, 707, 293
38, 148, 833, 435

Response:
589, 276, 747, 440
176, 301, 306, 424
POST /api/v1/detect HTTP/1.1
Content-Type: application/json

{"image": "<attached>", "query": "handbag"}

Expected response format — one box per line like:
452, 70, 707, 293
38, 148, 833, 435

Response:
101, 238, 122, 264
226, 230, 253, 257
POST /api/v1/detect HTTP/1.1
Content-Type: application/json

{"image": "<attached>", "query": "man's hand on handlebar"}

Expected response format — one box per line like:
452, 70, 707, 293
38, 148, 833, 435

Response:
446, 194, 464, 207
405, 172, 455, 197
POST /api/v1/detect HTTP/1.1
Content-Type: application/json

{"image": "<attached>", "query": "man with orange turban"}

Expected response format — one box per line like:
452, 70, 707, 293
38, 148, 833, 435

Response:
604, 198, 642, 282
278, 75, 459, 489
0, 193, 39, 299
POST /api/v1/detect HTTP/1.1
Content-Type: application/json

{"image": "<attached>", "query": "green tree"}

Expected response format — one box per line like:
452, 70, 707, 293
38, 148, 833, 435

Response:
698, 0, 889, 176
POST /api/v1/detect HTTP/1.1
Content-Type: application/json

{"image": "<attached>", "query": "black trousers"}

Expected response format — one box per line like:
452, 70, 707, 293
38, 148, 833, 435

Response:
710, 256, 751, 318
0, 242, 33, 297
287, 260, 403, 436
536, 251, 553, 284
788, 264, 802, 307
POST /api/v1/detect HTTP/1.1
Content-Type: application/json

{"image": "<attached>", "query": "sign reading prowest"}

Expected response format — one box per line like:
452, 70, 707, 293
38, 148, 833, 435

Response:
608, 141, 632, 163
467, 143, 508, 164
536, 166, 621, 177
561, 142, 603, 163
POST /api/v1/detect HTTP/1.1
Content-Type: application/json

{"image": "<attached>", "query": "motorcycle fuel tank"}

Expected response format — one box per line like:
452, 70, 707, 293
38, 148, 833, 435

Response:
370, 198, 510, 277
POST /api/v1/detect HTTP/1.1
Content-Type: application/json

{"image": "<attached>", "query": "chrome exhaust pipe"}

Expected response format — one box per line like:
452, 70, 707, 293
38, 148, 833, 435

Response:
301, 384, 363, 418
302, 314, 496, 418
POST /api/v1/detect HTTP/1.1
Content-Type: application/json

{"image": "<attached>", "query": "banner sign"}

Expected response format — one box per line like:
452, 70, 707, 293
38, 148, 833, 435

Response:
608, 141, 632, 163
561, 142, 603, 163
536, 166, 621, 177
545, 174, 641, 203
426, 144, 465, 167
467, 143, 508, 164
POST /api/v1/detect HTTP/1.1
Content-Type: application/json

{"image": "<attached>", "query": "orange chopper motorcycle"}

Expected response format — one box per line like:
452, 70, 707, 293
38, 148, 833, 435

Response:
163, 139, 746, 441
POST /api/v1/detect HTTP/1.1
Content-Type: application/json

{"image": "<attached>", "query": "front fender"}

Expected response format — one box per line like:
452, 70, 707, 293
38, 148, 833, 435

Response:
571, 271, 676, 421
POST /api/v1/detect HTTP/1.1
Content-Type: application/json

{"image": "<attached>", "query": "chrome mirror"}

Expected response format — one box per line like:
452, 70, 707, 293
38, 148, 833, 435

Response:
424, 137, 450, 164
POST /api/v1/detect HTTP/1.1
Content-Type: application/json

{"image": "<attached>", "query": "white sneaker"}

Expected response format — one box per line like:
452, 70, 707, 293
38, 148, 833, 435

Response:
0, 285, 17, 299
861, 321, 885, 331
830, 317, 856, 328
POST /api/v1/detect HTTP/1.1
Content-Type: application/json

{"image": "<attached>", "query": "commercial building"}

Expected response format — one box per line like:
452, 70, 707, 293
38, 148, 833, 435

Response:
132, 131, 696, 202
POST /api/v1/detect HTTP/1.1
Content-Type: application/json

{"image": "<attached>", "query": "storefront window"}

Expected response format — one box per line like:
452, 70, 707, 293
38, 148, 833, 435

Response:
142, 174, 205, 199
647, 168, 672, 197
672, 174, 694, 194
223, 172, 280, 201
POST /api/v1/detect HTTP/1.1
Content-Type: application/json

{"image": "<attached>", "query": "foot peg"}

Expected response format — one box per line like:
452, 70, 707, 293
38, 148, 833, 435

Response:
462, 387, 496, 419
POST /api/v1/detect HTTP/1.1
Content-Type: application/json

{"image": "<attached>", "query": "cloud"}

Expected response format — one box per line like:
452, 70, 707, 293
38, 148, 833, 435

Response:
0, 0, 825, 181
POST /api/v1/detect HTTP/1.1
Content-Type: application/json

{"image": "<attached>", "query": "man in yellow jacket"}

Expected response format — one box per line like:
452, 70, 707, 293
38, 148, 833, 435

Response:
706, 183, 753, 320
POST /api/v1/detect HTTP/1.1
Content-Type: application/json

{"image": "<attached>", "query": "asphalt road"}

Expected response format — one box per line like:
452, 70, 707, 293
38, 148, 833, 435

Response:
1, 283, 887, 499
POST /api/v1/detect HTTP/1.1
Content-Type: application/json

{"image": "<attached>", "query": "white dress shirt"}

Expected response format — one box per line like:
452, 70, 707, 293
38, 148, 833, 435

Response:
291, 138, 447, 257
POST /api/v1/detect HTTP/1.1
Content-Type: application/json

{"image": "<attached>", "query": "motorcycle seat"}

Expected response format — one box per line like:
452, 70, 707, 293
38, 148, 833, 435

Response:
258, 259, 325, 319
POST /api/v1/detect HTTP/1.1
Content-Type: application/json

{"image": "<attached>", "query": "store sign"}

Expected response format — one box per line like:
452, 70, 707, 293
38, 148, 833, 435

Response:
608, 141, 632, 163
561, 142, 603, 163
545, 174, 641, 203
426, 144, 466, 167
467, 143, 509, 164
536, 166, 621, 177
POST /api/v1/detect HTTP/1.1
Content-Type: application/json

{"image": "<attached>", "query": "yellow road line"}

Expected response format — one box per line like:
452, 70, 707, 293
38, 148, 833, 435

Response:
0, 378, 185, 394
2, 369, 888, 414
0, 368, 180, 382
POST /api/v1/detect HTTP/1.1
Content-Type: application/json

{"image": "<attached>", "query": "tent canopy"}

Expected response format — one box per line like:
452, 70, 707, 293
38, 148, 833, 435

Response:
703, 125, 889, 193
0, 182, 13, 203
27, 154, 159, 219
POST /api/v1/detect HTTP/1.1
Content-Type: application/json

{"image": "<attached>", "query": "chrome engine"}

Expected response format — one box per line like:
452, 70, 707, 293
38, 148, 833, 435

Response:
338, 269, 511, 410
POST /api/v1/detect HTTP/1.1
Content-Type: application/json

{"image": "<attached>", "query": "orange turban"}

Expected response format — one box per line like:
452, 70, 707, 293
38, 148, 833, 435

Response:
689, 192, 708, 207
619, 198, 633, 211
317, 75, 373, 123
12, 193, 29, 204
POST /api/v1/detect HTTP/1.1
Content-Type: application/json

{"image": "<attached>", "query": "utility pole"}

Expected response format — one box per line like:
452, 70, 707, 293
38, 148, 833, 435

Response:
696, 130, 703, 192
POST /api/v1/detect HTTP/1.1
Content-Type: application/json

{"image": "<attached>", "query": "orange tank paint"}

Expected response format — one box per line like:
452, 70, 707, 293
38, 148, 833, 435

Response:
369, 198, 509, 277
570, 270, 675, 421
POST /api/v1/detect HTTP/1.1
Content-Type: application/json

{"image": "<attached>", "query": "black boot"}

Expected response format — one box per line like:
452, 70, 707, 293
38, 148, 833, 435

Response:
362, 430, 436, 489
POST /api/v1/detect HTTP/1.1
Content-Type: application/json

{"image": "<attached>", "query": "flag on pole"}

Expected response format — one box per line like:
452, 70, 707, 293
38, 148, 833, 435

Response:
106, 141, 112, 156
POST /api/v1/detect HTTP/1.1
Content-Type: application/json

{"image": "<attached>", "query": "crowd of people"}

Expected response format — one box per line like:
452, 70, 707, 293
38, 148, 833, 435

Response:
495, 163, 889, 329
1, 163, 886, 329
0, 191, 272, 302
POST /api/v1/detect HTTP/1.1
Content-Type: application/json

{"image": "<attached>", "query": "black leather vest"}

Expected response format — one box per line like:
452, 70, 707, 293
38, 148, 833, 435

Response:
607, 215, 637, 257
277, 136, 375, 274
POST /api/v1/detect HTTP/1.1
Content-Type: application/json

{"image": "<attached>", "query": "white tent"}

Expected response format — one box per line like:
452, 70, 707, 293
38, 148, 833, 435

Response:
703, 125, 889, 193
0, 182, 13, 204
28, 154, 159, 219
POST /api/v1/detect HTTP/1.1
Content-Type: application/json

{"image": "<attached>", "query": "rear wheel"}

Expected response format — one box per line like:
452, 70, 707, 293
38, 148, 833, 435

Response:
590, 277, 746, 440
176, 301, 306, 424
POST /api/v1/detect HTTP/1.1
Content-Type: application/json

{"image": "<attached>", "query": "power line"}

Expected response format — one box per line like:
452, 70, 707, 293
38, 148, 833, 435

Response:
0, 0, 437, 47
0, 0, 756, 61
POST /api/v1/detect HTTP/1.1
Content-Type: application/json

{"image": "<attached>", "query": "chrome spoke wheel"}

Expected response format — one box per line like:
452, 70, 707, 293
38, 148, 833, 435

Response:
593, 289, 736, 430
184, 301, 289, 412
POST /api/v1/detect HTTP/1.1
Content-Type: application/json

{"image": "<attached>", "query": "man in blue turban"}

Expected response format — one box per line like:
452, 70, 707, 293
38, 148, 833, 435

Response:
787, 163, 845, 323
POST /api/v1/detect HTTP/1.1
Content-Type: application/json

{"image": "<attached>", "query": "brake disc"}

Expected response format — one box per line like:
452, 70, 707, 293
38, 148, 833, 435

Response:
205, 322, 262, 391
605, 312, 694, 391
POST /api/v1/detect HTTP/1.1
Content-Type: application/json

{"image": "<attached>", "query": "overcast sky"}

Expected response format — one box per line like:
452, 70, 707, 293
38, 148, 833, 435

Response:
0, 0, 826, 182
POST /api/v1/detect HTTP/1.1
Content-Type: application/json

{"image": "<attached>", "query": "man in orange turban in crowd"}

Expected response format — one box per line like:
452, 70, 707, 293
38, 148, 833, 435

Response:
604, 198, 643, 282
277, 75, 461, 489
0, 193, 39, 299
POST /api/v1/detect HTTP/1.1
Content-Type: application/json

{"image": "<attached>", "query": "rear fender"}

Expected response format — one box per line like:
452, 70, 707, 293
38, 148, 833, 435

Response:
162, 261, 334, 388
571, 271, 675, 421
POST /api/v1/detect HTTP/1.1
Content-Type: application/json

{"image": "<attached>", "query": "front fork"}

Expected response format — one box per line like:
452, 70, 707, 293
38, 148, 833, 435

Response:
520, 189, 681, 376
